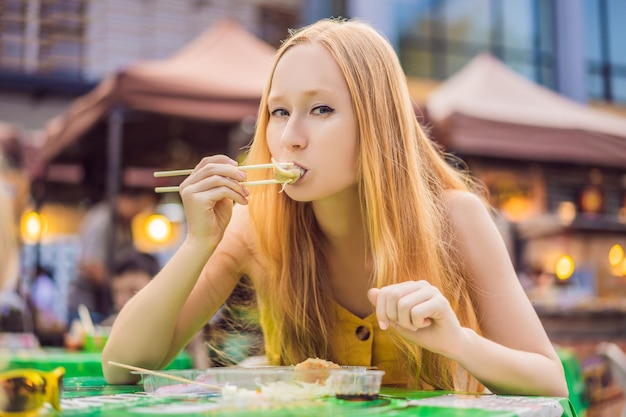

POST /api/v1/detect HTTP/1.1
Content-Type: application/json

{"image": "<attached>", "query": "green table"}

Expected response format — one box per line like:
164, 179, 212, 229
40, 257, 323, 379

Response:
3, 348, 192, 378
58, 377, 578, 417
555, 347, 588, 416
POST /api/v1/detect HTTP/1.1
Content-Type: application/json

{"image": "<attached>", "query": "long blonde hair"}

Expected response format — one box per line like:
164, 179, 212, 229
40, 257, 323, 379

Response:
246, 18, 484, 390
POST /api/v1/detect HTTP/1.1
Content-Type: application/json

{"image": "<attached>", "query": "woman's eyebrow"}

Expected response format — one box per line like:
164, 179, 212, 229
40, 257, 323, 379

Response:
268, 89, 334, 103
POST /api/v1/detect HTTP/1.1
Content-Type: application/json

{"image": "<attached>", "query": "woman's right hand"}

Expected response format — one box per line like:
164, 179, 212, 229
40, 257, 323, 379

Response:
178, 155, 249, 247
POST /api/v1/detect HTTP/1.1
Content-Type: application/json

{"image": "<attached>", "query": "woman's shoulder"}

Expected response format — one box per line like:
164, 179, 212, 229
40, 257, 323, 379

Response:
442, 189, 488, 216
441, 189, 499, 236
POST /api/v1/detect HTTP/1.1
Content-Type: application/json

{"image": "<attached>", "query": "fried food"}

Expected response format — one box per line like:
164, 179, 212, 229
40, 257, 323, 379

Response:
294, 357, 341, 371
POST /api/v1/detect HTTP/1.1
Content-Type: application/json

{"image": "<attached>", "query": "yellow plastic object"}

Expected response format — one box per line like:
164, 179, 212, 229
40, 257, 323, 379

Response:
0, 367, 65, 415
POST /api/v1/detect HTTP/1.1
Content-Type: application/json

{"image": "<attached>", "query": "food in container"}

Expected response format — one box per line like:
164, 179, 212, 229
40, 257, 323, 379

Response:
139, 366, 383, 403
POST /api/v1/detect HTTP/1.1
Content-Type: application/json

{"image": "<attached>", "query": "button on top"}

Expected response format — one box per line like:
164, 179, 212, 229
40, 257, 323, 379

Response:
356, 325, 371, 341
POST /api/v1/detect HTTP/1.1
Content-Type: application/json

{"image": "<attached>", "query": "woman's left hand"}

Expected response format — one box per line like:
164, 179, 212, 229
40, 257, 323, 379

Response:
367, 281, 466, 358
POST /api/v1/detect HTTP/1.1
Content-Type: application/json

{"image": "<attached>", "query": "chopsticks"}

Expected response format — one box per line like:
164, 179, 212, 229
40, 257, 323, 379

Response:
154, 163, 291, 178
153, 163, 293, 194
107, 361, 221, 391
154, 180, 279, 194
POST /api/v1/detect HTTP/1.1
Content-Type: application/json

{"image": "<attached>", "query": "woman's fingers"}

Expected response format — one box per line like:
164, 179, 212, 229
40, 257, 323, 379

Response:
369, 282, 464, 356
398, 288, 438, 330
179, 156, 251, 205
181, 174, 248, 206
407, 302, 435, 330
370, 280, 439, 331
175, 156, 252, 244
193, 155, 239, 172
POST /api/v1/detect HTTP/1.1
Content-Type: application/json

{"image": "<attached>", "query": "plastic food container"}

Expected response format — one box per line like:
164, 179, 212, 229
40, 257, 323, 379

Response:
139, 366, 382, 402
331, 369, 385, 401
142, 367, 336, 396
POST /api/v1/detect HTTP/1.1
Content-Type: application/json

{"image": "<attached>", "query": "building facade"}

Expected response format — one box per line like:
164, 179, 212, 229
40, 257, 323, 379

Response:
304, 0, 626, 106
0, 0, 301, 129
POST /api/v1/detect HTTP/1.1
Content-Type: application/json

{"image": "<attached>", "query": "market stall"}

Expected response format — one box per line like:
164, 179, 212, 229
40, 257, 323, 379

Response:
31, 18, 276, 202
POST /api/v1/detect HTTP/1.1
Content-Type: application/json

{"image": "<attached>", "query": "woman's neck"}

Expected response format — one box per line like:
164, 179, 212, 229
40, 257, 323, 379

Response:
313, 189, 374, 318
312, 187, 364, 248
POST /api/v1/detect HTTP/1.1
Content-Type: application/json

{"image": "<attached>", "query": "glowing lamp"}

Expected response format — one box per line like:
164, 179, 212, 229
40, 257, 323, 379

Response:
609, 244, 625, 267
20, 211, 46, 243
555, 255, 575, 280
144, 214, 172, 243
557, 202, 576, 225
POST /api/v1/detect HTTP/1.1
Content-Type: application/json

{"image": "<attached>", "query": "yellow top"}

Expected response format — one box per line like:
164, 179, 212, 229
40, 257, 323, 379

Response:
260, 300, 411, 386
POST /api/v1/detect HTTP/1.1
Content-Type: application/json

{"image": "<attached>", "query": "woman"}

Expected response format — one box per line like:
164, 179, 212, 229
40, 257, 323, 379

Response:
103, 18, 567, 396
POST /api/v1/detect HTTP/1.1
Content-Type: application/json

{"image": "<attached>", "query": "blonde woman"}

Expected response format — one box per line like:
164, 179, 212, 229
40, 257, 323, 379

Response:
104, 18, 567, 397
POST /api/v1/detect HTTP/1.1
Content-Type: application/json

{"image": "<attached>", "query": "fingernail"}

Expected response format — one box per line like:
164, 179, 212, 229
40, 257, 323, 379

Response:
239, 171, 247, 180
379, 321, 387, 330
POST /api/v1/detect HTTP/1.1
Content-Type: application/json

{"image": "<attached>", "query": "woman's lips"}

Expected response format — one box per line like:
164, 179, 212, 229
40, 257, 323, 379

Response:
293, 169, 307, 184
285, 162, 306, 186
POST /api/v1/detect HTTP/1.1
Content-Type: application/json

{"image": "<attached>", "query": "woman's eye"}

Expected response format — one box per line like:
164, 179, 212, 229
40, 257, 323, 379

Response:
312, 105, 334, 115
270, 108, 289, 117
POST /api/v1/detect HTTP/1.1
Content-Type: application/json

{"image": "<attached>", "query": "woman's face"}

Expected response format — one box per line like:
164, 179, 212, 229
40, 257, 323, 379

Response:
266, 42, 358, 202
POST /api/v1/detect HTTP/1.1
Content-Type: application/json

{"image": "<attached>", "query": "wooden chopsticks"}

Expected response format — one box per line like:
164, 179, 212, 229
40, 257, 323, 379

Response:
153, 163, 287, 178
107, 361, 221, 391
153, 163, 293, 194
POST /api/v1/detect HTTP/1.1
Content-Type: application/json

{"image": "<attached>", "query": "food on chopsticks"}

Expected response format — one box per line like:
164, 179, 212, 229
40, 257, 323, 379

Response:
153, 159, 304, 193
270, 158, 305, 192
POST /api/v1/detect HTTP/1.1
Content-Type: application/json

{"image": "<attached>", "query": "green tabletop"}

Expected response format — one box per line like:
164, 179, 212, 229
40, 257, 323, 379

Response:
555, 346, 588, 417
57, 377, 577, 417
3, 348, 192, 378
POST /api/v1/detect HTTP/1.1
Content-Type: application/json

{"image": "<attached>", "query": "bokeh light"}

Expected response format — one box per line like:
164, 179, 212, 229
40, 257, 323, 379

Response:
555, 255, 575, 280
20, 211, 46, 244
144, 214, 172, 243
609, 244, 625, 267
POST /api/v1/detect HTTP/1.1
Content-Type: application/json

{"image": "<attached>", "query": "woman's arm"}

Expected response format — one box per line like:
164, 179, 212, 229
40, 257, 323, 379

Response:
368, 190, 567, 397
102, 156, 251, 384
445, 190, 567, 396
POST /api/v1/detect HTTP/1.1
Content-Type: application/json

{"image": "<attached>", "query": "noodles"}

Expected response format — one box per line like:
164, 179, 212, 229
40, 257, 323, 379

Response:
272, 158, 304, 191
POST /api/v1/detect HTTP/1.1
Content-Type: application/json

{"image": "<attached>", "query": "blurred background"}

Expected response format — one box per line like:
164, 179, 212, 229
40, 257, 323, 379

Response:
1, 1, 626, 415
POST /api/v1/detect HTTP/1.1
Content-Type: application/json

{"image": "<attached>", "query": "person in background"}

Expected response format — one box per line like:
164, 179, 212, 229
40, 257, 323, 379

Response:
100, 251, 161, 326
523, 264, 560, 306
68, 187, 155, 324
104, 18, 567, 397
101, 250, 209, 368
0, 153, 19, 292
28, 265, 66, 345
0, 152, 26, 333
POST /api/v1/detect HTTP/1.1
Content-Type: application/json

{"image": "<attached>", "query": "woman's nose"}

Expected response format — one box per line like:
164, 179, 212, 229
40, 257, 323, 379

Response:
280, 118, 306, 150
